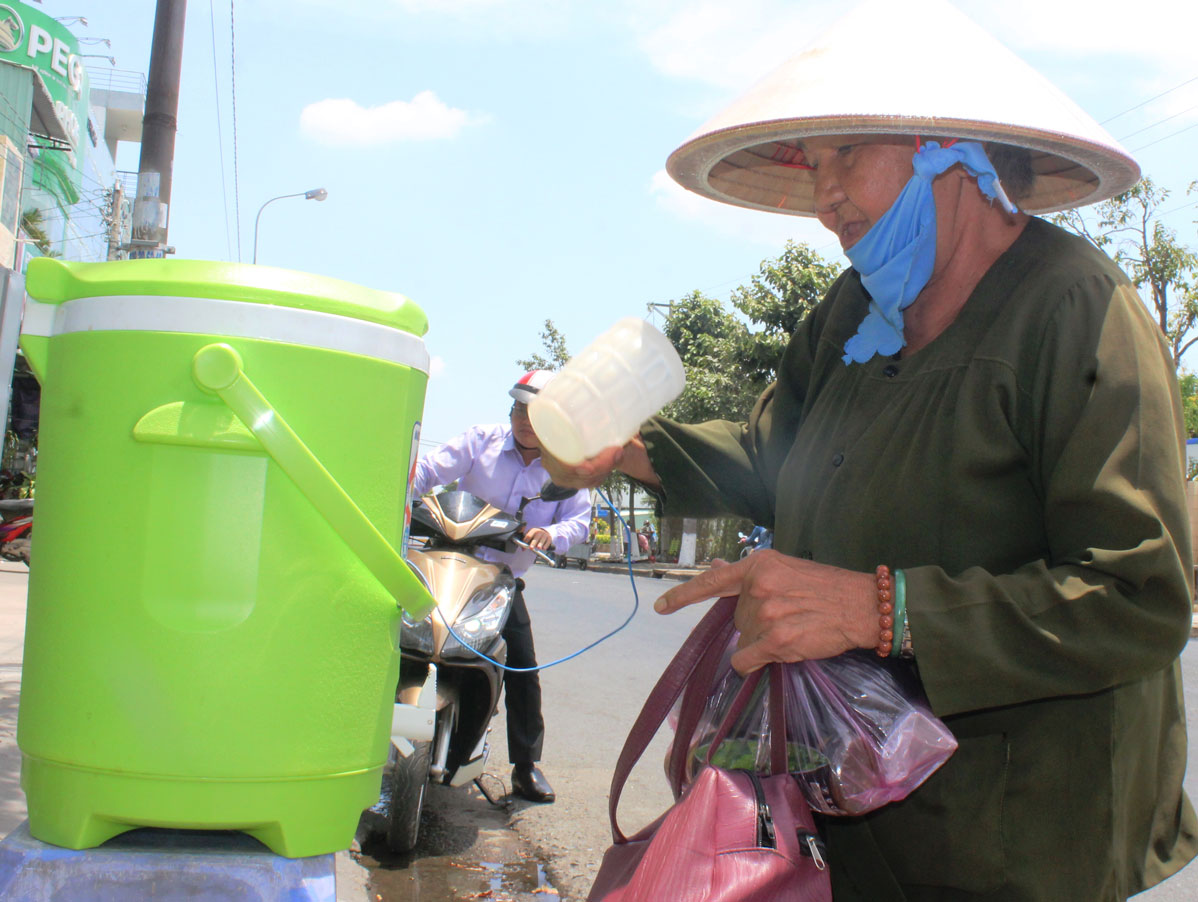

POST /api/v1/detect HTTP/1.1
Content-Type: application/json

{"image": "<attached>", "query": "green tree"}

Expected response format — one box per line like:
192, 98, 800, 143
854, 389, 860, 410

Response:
1054, 178, 1198, 368
522, 241, 840, 560
516, 319, 571, 372
1179, 371, 1198, 441
729, 240, 841, 383
659, 240, 841, 425
654, 241, 840, 560
20, 208, 59, 258
657, 290, 757, 423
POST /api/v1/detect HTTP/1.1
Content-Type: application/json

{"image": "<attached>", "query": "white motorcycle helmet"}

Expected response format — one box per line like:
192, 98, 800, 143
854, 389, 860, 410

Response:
509, 369, 555, 404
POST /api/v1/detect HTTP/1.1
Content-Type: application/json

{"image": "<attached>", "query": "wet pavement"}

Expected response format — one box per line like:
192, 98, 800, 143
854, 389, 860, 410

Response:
354, 778, 563, 901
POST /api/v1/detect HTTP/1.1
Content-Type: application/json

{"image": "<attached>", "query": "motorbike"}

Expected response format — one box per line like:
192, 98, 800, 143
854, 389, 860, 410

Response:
0, 498, 32, 564
360, 481, 574, 854
737, 526, 773, 559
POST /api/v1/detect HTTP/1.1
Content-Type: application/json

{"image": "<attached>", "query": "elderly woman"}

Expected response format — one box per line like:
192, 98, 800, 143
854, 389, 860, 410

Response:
549, 2, 1198, 899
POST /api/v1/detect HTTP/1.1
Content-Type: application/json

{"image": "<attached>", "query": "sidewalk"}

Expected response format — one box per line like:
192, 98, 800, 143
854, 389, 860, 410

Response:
0, 562, 29, 839
571, 556, 709, 581
0, 564, 372, 900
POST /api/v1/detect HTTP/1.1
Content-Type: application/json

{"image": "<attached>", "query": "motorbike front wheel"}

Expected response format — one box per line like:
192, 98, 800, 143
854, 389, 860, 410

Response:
386, 739, 431, 854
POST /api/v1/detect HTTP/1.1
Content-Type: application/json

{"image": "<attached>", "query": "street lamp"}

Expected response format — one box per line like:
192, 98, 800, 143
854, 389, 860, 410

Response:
252, 188, 328, 264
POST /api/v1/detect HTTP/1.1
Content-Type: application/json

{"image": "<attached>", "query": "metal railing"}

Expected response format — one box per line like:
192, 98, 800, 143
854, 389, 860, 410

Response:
115, 170, 138, 199
84, 67, 147, 97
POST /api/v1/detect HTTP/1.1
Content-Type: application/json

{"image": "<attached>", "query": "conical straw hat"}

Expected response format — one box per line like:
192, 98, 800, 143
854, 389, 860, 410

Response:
666, 0, 1139, 216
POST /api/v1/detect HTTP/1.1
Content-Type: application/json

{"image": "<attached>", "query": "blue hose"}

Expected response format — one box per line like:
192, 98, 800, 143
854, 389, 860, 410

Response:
440, 487, 640, 672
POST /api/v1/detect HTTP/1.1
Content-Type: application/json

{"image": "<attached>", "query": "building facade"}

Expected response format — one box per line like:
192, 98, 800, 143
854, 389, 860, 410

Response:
0, 1, 147, 494
0, 1, 143, 269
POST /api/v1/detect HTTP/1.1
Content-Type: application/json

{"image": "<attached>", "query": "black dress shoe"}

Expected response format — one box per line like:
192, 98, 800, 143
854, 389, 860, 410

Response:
511, 764, 555, 803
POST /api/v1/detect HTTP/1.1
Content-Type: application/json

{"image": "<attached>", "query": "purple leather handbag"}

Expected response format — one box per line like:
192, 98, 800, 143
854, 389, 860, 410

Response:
588, 597, 833, 902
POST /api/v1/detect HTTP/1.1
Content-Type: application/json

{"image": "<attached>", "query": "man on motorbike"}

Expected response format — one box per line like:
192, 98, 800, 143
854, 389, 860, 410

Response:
410, 370, 592, 803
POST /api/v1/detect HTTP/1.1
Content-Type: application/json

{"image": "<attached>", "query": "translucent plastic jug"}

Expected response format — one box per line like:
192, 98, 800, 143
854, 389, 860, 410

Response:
528, 317, 685, 465
16, 258, 434, 858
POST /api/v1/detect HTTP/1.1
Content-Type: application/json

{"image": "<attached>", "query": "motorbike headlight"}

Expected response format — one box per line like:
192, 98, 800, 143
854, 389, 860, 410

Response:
400, 609, 435, 656
442, 580, 515, 659
399, 561, 435, 656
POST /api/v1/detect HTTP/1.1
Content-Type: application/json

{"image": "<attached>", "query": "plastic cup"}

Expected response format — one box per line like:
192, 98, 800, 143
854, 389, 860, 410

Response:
528, 317, 685, 465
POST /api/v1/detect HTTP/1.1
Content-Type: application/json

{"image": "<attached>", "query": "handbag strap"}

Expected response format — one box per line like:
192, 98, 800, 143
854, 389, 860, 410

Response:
693, 662, 788, 780
698, 666, 764, 763
606, 596, 738, 844
665, 614, 739, 794
768, 661, 788, 775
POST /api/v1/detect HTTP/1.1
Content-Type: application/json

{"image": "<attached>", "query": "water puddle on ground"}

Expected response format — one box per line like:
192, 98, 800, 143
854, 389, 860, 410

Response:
362, 849, 560, 901
357, 782, 561, 901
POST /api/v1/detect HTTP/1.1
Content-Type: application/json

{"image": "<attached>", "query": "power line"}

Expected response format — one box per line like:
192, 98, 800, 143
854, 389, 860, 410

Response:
209, 0, 233, 261
1157, 197, 1198, 219
1117, 103, 1198, 143
1101, 75, 1198, 126
1130, 121, 1198, 154
0, 94, 125, 202
57, 228, 119, 243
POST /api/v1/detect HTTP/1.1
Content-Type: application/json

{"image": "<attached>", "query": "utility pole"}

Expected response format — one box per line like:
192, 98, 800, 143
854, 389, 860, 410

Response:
130, 0, 186, 259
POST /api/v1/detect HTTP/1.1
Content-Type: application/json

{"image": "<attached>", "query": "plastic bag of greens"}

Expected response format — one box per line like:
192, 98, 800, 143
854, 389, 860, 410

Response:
675, 636, 957, 816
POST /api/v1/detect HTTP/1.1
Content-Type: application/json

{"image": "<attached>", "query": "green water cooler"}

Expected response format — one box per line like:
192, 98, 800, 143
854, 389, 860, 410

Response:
14, 257, 435, 858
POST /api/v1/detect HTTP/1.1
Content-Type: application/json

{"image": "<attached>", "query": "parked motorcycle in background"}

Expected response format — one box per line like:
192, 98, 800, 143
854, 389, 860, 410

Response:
358, 482, 574, 854
0, 499, 32, 564
0, 355, 39, 566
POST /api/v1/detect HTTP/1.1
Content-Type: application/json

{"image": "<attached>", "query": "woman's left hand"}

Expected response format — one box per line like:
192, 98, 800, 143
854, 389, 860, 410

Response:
654, 551, 879, 674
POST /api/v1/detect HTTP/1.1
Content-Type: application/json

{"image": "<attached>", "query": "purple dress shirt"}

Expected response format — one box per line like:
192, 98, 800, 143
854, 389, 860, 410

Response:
411, 423, 592, 577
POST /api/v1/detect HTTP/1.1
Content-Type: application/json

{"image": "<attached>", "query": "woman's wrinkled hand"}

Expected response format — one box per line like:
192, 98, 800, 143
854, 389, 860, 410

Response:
654, 550, 879, 674
539, 445, 626, 490
539, 434, 662, 491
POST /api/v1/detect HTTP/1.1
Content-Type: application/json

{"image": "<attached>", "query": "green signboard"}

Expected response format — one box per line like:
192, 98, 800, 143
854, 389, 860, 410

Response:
0, 0, 90, 210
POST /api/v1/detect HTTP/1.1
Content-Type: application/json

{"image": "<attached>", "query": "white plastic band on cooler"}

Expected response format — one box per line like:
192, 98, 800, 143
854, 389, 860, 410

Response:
21, 294, 430, 374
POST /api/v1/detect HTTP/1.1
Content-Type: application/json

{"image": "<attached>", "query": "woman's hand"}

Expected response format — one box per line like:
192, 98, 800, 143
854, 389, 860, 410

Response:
654, 551, 879, 673
540, 445, 626, 490
539, 435, 662, 491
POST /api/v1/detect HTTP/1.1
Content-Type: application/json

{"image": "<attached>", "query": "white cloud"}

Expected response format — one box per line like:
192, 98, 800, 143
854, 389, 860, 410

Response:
391, 0, 505, 11
299, 91, 488, 147
960, 0, 1198, 63
649, 169, 841, 257
428, 355, 445, 377
622, 0, 1198, 107
626, 0, 839, 92
287, 0, 570, 37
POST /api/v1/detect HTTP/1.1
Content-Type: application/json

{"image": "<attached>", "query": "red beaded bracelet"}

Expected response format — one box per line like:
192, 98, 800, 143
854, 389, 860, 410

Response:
874, 564, 894, 657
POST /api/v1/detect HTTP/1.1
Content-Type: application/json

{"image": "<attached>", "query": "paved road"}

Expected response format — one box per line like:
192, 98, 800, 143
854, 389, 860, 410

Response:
506, 564, 1198, 900
496, 564, 709, 901
354, 563, 708, 901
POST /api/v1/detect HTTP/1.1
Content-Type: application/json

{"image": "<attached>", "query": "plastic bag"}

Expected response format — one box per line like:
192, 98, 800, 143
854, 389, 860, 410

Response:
679, 640, 958, 816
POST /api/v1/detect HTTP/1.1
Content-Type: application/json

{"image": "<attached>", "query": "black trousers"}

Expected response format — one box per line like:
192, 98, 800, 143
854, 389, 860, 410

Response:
500, 581, 544, 764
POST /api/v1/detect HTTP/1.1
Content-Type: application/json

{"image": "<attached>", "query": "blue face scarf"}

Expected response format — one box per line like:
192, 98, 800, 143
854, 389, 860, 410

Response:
840, 140, 1018, 365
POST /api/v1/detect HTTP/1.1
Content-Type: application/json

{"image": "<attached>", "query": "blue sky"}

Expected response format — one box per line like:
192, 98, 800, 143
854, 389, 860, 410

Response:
61, 0, 1198, 451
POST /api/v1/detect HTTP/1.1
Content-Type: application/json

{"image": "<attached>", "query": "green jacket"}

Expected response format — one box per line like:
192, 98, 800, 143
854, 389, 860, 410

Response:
643, 219, 1198, 900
